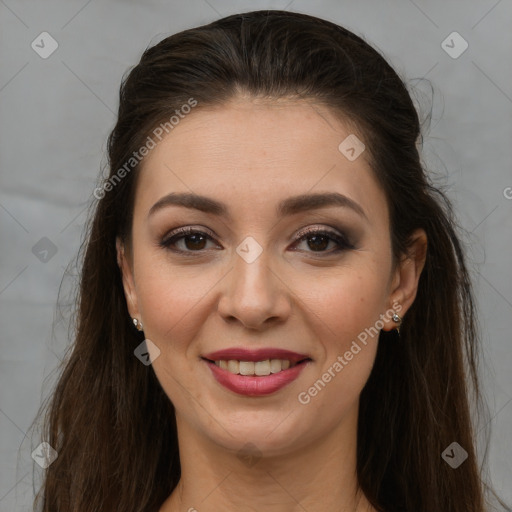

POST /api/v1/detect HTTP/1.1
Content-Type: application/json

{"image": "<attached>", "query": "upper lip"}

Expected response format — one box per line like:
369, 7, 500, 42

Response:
202, 348, 311, 364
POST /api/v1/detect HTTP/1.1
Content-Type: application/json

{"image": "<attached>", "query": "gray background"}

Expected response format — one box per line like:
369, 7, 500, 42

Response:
0, 0, 511, 510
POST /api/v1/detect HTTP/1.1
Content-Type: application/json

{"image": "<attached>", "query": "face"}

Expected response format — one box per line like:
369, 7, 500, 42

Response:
118, 98, 420, 456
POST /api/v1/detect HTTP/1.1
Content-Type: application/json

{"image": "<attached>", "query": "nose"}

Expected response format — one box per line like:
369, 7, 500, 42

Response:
217, 247, 291, 331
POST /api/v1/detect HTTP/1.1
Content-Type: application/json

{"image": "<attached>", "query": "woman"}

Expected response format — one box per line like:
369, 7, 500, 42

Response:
33, 10, 510, 512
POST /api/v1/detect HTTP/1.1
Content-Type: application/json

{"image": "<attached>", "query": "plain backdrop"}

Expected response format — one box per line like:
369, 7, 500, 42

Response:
0, 0, 511, 510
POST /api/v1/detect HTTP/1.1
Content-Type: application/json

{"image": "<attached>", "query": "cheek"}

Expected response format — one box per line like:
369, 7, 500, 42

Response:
135, 262, 218, 346
133, 262, 216, 406
294, 265, 388, 407
300, 264, 389, 349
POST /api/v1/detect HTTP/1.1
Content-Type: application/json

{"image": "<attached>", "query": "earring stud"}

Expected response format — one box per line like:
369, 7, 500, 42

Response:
392, 312, 402, 334
132, 318, 143, 331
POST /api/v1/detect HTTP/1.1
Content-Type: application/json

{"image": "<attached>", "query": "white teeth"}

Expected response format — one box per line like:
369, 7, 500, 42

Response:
255, 360, 270, 376
270, 359, 282, 374
227, 360, 239, 374
239, 361, 254, 375
213, 359, 296, 376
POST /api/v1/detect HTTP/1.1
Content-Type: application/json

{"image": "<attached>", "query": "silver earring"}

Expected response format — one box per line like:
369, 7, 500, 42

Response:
392, 313, 402, 334
132, 318, 143, 331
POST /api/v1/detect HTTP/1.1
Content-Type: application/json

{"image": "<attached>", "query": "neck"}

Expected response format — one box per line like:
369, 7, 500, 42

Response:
160, 405, 375, 512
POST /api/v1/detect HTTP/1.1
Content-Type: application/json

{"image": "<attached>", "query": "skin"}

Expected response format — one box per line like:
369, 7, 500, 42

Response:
117, 96, 427, 512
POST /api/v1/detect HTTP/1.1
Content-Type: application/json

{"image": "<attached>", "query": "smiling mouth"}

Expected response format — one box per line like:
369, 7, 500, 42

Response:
201, 357, 311, 376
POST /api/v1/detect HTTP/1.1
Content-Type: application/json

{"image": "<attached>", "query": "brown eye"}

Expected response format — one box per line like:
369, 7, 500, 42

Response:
304, 234, 331, 252
181, 233, 208, 251
293, 228, 354, 254
160, 228, 218, 253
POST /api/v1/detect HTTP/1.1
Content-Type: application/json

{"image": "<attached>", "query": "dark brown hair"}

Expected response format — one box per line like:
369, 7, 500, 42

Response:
31, 10, 509, 512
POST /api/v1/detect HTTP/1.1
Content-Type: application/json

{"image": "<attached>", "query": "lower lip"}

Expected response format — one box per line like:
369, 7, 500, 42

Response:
204, 359, 309, 396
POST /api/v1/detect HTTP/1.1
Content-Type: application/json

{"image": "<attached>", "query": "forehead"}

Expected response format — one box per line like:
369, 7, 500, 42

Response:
134, 98, 388, 225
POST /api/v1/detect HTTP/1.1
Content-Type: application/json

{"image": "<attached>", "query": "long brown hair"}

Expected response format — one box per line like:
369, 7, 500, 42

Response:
31, 10, 510, 512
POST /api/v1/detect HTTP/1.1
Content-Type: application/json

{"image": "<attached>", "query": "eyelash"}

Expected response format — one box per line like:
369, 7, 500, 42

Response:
159, 226, 355, 256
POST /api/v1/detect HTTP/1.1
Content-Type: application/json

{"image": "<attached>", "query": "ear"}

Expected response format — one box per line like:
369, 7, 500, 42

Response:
382, 228, 427, 331
116, 237, 140, 321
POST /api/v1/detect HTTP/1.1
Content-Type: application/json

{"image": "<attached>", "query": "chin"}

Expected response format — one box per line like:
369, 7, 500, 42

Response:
203, 412, 315, 457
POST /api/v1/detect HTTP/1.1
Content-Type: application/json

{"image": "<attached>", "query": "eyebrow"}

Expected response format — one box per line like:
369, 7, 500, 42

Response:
148, 191, 368, 221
